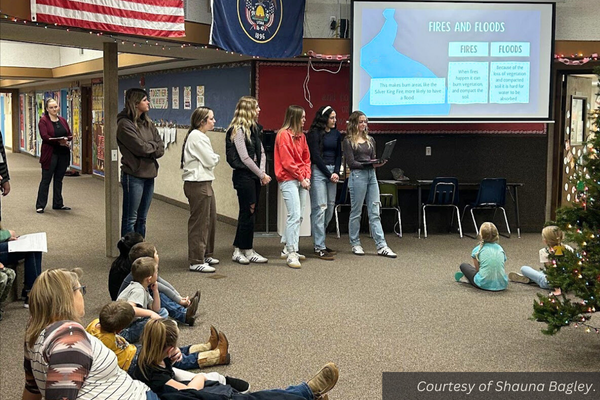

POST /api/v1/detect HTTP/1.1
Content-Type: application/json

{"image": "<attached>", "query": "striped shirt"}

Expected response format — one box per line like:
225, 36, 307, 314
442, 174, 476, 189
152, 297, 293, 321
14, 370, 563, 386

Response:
24, 320, 149, 400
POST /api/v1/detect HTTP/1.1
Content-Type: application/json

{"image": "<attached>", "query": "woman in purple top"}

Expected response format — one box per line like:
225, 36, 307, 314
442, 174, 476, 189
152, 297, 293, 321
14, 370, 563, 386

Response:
36, 98, 72, 213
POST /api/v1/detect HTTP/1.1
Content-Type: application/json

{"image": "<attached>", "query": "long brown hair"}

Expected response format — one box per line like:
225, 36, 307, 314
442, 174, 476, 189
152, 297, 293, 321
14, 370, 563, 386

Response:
124, 88, 151, 126
346, 110, 372, 149
228, 96, 258, 141
25, 268, 83, 348
181, 107, 212, 168
278, 105, 305, 136
137, 319, 179, 380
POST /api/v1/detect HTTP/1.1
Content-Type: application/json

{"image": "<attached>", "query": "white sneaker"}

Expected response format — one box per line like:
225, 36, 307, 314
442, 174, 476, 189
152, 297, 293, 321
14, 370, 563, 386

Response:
377, 246, 397, 258
286, 252, 302, 269
189, 263, 216, 273
352, 245, 365, 255
204, 257, 220, 265
280, 247, 306, 260
232, 248, 250, 265
243, 249, 268, 263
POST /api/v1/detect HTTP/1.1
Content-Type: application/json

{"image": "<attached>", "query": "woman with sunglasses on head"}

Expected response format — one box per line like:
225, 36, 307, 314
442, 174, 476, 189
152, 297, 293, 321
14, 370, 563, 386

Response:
342, 111, 396, 258
307, 106, 342, 260
117, 88, 165, 238
181, 107, 220, 273
36, 98, 72, 214
23, 268, 158, 400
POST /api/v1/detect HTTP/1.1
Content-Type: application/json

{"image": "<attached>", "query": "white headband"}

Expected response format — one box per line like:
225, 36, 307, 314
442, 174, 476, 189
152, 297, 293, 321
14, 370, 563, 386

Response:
322, 106, 332, 115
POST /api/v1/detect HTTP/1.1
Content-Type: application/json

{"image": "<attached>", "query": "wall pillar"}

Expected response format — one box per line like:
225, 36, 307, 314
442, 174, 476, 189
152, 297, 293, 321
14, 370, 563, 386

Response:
103, 42, 119, 257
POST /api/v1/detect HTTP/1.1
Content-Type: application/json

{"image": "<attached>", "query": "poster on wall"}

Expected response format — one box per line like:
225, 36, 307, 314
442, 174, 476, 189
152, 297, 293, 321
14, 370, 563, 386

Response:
149, 87, 168, 109
19, 94, 25, 151
92, 80, 105, 176
172, 87, 179, 109
184, 86, 192, 110
196, 86, 204, 107
35, 92, 44, 157
27, 94, 36, 156
70, 88, 82, 170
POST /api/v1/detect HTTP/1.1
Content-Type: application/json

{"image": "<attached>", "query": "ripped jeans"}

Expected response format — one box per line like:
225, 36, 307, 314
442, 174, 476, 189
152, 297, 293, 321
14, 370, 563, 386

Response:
310, 165, 337, 250
348, 168, 387, 249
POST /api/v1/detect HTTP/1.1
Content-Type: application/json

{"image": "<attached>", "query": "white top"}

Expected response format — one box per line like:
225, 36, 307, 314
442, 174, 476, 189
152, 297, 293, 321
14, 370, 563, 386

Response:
182, 129, 220, 182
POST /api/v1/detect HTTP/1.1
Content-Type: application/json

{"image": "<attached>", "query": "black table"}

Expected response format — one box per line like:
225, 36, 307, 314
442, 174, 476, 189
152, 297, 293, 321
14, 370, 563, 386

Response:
378, 179, 524, 238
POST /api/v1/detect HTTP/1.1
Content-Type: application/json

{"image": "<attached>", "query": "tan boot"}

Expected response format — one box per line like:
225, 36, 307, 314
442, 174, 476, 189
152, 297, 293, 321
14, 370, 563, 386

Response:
196, 331, 230, 368
307, 363, 339, 399
190, 326, 219, 353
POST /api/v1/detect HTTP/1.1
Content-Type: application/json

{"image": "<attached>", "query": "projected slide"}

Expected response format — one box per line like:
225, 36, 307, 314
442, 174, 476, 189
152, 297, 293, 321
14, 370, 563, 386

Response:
352, 2, 554, 121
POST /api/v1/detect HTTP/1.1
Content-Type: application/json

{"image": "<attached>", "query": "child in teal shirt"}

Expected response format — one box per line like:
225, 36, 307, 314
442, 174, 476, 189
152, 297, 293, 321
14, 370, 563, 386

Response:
455, 222, 508, 291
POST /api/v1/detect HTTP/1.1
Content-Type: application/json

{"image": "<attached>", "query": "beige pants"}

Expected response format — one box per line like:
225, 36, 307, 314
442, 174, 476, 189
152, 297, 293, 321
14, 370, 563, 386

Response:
184, 181, 216, 265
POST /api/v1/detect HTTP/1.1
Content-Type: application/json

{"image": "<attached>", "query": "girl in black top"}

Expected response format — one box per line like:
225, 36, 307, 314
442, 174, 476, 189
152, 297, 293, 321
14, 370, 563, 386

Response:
307, 106, 342, 260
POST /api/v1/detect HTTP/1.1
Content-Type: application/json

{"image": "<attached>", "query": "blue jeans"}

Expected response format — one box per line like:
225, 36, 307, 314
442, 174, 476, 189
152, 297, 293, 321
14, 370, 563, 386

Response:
146, 391, 159, 400
310, 165, 336, 250
121, 172, 155, 238
279, 180, 308, 253
521, 266, 551, 289
348, 169, 387, 248
0, 241, 42, 291
160, 292, 186, 323
120, 307, 168, 343
259, 382, 314, 399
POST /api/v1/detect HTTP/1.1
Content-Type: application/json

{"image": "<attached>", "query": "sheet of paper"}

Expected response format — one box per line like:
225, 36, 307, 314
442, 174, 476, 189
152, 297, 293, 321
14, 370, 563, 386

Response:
8, 232, 48, 253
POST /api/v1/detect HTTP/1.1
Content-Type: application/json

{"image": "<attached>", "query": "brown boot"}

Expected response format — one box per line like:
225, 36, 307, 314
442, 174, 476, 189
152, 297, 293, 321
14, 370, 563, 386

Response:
307, 363, 339, 399
196, 332, 230, 368
190, 325, 219, 353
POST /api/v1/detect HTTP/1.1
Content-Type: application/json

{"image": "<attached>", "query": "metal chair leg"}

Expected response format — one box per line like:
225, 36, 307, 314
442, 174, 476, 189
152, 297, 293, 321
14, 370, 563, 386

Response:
397, 207, 402, 238
470, 209, 478, 235
500, 207, 511, 237
423, 206, 428, 238
455, 206, 463, 238
334, 206, 341, 239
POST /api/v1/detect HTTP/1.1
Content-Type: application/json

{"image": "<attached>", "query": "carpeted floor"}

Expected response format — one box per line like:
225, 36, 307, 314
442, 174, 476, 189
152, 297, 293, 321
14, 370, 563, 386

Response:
0, 152, 598, 400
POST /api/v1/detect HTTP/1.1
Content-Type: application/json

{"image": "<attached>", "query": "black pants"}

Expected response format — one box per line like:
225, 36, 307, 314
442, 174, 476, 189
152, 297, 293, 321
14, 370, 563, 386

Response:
460, 263, 480, 289
36, 152, 70, 209
232, 170, 261, 250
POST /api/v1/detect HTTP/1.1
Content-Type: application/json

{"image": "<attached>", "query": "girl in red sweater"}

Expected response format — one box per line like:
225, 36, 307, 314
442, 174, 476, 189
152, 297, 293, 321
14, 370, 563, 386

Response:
274, 106, 311, 269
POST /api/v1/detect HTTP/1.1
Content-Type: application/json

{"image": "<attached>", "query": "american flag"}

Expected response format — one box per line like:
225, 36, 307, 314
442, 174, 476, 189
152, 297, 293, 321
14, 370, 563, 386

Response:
30, 0, 186, 38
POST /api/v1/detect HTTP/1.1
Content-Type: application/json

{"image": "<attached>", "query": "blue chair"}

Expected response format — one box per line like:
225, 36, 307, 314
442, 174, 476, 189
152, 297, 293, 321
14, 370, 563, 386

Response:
422, 177, 463, 238
462, 178, 510, 237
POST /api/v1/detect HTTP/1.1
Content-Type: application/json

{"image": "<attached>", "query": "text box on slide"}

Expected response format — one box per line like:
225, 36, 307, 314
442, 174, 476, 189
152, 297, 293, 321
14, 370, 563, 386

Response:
490, 62, 530, 104
447, 62, 489, 104
370, 78, 446, 106
448, 42, 489, 57
491, 42, 531, 57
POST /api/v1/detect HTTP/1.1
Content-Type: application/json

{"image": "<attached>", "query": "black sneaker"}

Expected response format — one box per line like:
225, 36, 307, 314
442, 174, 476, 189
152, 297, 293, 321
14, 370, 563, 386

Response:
314, 249, 335, 260
24, 296, 29, 309
226, 376, 250, 393
325, 247, 338, 255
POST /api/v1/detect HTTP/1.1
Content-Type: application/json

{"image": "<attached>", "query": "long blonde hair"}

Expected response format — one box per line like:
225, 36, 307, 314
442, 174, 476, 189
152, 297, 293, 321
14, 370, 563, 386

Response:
277, 105, 305, 136
346, 111, 373, 149
25, 268, 83, 348
181, 107, 212, 168
228, 96, 258, 141
137, 319, 179, 380
474, 222, 500, 261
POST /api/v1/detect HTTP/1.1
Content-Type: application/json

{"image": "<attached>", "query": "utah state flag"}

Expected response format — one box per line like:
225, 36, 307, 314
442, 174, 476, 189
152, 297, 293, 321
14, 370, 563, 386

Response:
211, 0, 306, 58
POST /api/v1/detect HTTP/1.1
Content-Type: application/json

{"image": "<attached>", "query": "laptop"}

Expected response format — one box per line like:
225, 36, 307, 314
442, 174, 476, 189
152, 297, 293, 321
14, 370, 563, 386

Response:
360, 139, 397, 165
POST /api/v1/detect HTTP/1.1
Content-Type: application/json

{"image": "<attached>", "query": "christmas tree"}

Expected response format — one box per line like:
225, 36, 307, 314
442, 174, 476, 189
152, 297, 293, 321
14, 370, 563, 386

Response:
532, 66, 600, 335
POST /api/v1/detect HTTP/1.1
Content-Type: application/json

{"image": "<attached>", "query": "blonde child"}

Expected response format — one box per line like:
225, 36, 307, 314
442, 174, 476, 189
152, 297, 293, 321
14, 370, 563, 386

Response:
455, 222, 508, 291
509, 225, 570, 296
86, 301, 230, 374
134, 319, 339, 399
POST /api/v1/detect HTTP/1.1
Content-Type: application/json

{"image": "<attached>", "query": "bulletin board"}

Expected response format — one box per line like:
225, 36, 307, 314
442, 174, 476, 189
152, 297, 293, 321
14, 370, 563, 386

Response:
255, 61, 546, 135
118, 63, 252, 130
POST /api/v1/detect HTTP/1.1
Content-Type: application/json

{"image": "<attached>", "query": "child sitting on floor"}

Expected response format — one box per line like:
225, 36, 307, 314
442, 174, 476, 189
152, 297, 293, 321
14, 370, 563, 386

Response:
118, 242, 199, 326
509, 225, 571, 296
455, 222, 508, 291
0, 261, 16, 321
86, 301, 231, 374
109, 232, 144, 300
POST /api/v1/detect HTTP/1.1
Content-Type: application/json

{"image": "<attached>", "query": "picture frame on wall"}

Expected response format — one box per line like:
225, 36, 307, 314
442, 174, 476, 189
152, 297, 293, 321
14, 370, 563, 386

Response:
570, 96, 586, 145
